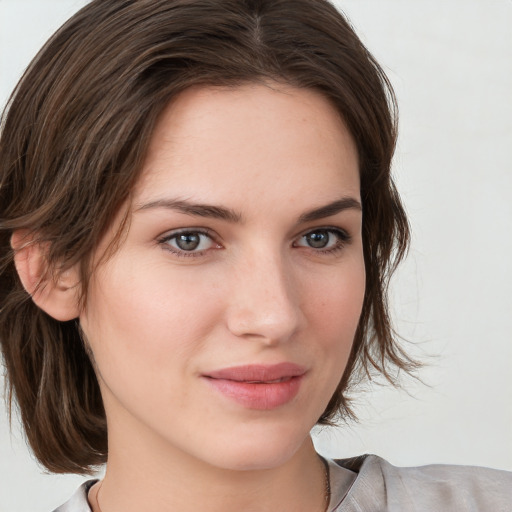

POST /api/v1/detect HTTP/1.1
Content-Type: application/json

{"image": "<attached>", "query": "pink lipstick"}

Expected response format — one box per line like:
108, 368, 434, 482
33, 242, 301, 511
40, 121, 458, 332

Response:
203, 363, 306, 410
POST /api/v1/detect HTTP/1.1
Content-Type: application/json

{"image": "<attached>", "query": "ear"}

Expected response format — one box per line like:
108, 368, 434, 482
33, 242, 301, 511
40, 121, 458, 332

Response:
11, 230, 81, 321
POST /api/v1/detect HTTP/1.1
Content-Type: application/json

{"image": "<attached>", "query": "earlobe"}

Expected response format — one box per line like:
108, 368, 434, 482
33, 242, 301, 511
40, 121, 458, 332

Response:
11, 230, 81, 321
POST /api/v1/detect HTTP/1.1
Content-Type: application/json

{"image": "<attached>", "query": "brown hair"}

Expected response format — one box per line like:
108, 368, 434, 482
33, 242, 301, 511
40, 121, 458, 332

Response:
0, 0, 417, 474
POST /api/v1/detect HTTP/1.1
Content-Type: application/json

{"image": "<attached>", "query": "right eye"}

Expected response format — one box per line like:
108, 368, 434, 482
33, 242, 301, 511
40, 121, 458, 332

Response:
158, 229, 219, 257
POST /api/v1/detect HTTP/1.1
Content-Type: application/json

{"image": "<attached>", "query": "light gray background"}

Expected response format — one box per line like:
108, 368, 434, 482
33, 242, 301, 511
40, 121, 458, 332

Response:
1, 1, 511, 511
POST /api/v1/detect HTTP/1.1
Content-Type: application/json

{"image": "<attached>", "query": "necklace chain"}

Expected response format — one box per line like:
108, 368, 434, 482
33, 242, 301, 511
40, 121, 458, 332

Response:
321, 456, 332, 512
93, 459, 331, 512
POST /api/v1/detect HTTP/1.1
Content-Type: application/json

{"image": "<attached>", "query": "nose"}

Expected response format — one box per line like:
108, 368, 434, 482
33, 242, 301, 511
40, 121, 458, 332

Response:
226, 252, 302, 345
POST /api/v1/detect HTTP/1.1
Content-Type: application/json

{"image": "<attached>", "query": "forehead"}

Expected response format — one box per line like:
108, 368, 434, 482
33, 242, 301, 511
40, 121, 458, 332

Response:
134, 83, 360, 211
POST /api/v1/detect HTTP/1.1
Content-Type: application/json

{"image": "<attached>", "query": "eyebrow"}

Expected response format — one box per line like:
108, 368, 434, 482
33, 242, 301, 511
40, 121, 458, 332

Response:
298, 197, 362, 223
135, 196, 361, 224
136, 198, 242, 223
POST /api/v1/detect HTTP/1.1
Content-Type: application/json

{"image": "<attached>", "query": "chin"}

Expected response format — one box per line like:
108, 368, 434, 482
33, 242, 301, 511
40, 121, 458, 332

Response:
195, 420, 314, 472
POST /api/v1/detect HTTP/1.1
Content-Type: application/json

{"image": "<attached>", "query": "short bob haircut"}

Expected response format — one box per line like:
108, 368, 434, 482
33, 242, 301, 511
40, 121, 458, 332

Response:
0, 0, 417, 474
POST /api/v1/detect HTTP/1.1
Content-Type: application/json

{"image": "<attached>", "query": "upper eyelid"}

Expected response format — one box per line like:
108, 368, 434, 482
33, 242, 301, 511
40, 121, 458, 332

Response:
295, 225, 350, 239
157, 225, 348, 236
158, 227, 216, 241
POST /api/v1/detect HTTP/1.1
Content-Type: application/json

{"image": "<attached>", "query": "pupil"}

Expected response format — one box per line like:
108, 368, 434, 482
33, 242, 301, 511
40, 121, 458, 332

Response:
306, 230, 329, 248
176, 233, 200, 251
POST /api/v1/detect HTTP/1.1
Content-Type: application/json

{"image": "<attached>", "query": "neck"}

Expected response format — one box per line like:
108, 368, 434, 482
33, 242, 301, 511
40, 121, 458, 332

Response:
94, 428, 327, 512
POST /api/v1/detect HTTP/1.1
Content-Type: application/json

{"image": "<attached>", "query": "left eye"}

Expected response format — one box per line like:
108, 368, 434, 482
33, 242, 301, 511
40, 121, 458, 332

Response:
295, 228, 348, 250
161, 230, 215, 253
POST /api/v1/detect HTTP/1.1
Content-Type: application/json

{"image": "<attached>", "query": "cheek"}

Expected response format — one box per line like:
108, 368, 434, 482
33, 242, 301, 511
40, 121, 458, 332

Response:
293, 255, 365, 419
79, 260, 228, 428
302, 256, 366, 346
80, 257, 223, 381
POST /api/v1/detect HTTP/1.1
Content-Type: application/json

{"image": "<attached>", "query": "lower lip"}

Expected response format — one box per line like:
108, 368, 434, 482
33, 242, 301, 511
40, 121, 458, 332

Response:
204, 375, 304, 410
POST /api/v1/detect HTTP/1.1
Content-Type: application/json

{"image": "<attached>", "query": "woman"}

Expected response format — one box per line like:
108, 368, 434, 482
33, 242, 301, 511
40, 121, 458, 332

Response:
0, 1, 510, 511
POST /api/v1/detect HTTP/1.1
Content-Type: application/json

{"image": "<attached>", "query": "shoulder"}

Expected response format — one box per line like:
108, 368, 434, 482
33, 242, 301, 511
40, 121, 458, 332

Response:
51, 480, 97, 512
331, 454, 512, 511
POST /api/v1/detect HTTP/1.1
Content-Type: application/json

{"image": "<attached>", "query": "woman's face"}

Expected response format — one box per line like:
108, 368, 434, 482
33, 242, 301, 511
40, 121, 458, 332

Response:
80, 83, 365, 471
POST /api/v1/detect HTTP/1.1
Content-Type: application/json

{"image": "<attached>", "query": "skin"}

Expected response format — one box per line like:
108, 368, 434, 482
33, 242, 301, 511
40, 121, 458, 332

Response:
77, 82, 365, 512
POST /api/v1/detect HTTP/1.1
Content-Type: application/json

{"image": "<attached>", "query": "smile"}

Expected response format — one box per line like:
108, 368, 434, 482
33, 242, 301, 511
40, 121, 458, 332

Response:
203, 363, 307, 410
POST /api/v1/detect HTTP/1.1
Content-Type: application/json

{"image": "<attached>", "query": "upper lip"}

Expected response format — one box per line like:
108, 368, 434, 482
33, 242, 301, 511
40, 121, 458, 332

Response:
204, 363, 307, 382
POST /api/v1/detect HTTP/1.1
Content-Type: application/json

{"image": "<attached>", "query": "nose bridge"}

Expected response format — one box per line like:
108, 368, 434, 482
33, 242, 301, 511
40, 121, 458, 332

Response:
226, 246, 301, 343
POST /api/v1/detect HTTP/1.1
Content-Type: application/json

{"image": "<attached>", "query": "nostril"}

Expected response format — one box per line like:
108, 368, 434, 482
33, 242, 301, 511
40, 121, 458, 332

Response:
226, 300, 301, 344
225, 256, 302, 342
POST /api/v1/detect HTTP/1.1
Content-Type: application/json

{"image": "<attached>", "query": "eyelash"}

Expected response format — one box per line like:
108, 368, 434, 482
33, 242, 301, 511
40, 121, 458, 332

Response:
294, 227, 351, 255
158, 228, 218, 258
157, 227, 351, 258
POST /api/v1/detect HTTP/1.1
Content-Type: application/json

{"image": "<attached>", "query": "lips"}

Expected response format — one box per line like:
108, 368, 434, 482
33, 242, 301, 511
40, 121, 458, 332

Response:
205, 363, 306, 382
203, 363, 306, 410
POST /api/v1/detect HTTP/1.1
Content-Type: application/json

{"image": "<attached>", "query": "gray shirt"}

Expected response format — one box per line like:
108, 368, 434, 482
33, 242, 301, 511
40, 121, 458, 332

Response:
53, 454, 512, 511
